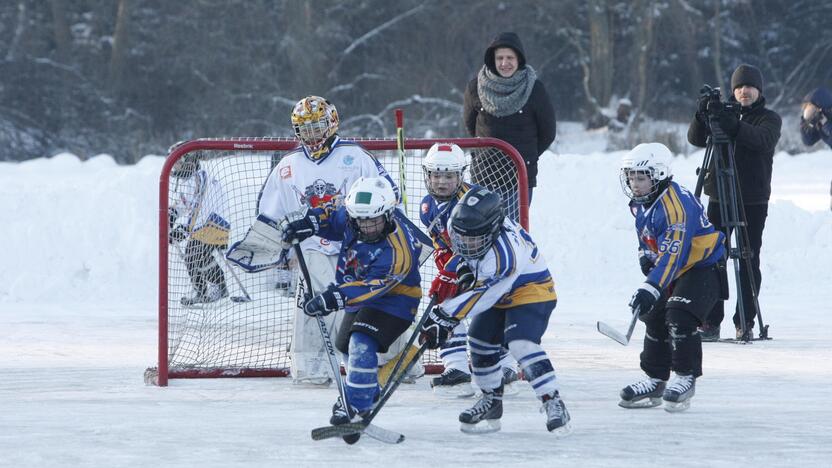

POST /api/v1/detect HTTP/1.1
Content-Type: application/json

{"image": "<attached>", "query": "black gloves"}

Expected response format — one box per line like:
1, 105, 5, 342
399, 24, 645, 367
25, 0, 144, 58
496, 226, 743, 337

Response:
717, 109, 740, 137
281, 209, 319, 244
629, 282, 661, 320
419, 306, 459, 349
456, 263, 475, 292
303, 284, 345, 317
639, 255, 655, 277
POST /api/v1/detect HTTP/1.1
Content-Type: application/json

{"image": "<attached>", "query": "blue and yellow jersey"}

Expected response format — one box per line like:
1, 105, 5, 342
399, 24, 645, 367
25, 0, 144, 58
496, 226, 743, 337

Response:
172, 169, 230, 246
418, 182, 476, 252
439, 218, 557, 321
312, 205, 423, 322
633, 181, 725, 291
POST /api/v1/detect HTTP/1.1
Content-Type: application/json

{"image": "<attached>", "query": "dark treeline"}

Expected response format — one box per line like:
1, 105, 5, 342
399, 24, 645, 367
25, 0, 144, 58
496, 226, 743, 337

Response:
1, 0, 831, 163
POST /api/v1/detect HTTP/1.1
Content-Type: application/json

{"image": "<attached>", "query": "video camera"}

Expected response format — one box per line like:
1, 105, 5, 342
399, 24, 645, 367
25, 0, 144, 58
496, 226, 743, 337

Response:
700, 85, 741, 118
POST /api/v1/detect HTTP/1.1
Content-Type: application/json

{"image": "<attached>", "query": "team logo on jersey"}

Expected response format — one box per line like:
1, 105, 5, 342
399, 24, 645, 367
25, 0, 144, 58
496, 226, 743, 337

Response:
640, 226, 658, 253
279, 166, 292, 179
296, 179, 341, 208
421, 202, 429, 214
342, 155, 354, 166
343, 249, 366, 280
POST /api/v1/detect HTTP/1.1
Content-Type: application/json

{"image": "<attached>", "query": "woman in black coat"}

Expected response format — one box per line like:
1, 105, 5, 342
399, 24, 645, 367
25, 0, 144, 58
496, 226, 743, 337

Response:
462, 32, 557, 203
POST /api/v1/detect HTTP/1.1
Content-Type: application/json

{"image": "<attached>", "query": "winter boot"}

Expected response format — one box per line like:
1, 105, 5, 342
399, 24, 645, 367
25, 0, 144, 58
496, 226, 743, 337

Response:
459, 385, 503, 434
431, 368, 474, 397
736, 326, 754, 341
619, 376, 667, 408
662, 373, 696, 413
540, 391, 572, 436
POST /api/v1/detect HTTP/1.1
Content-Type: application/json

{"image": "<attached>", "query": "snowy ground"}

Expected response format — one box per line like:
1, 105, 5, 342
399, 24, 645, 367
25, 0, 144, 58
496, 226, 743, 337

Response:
2, 131, 831, 467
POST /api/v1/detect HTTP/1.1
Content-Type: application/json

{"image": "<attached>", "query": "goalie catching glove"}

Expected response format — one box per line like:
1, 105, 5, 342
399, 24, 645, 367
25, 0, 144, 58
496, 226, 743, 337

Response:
226, 214, 288, 272
303, 284, 345, 317
419, 305, 459, 349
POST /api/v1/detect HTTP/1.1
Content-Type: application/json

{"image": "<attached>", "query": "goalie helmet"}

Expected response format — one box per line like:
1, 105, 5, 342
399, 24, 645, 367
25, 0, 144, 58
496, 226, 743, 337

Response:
171, 151, 201, 179
449, 187, 504, 260
620, 142, 673, 205
291, 96, 340, 161
422, 143, 467, 201
345, 177, 397, 242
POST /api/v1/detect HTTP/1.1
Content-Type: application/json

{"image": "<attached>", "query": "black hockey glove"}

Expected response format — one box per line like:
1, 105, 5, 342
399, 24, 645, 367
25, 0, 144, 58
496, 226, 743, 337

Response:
419, 306, 458, 349
629, 282, 661, 321
717, 109, 740, 138
456, 263, 475, 293
639, 255, 655, 277
303, 284, 345, 317
281, 208, 319, 244
169, 225, 187, 244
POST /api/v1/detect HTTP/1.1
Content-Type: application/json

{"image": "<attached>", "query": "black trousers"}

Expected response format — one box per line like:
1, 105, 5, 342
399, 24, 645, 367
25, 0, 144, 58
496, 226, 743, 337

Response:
183, 239, 227, 295
705, 202, 768, 329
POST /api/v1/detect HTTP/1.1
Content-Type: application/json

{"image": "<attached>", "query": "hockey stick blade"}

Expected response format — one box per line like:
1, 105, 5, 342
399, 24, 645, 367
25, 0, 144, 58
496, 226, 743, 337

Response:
310, 422, 405, 444
597, 321, 630, 345
230, 296, 251, 303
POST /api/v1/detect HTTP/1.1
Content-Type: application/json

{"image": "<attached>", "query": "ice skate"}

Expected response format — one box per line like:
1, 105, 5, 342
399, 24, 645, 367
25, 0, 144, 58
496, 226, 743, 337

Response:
698, 324, 720, 342
459, 385, 503, 434
540, 391, 572, 436
330, 397, 369, 445
619, 376, 666, 408
662, 373, 695, 413
501, 367, 522, 396
401, 358, 425, 384
431, 368, 474, 398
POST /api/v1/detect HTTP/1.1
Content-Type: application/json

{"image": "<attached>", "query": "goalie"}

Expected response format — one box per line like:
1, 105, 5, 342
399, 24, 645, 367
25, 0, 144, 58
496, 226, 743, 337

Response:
168, 152, 231, 306
227, 96, 404, 385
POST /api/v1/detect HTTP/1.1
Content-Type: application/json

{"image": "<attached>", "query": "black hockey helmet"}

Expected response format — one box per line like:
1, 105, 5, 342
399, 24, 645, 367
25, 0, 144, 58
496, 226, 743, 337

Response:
172, 151, 201, 179
449, 187, 505, 260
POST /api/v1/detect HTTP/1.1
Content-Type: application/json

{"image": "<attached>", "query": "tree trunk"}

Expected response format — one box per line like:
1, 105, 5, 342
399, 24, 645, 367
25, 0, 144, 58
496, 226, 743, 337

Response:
632, 0, 655, 125
588, 0, 614, 108
49, 0, 72, 62
711, 0, 726, 94
109, 0, 130, 93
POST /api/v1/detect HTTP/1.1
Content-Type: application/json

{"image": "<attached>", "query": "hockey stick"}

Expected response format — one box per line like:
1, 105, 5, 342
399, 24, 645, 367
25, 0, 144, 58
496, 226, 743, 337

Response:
216, 251, 252, 303
597, 308, 640, 346
396, 109, 408, 211
378, 295, 437, 389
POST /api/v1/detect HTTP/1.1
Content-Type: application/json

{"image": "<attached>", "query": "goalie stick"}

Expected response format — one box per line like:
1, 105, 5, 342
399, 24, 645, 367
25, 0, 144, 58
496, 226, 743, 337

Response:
597, 307, 640, 346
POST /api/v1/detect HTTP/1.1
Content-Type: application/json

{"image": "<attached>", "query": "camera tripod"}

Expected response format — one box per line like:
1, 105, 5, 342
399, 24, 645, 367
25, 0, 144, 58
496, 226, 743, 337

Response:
694, 120, 770, 342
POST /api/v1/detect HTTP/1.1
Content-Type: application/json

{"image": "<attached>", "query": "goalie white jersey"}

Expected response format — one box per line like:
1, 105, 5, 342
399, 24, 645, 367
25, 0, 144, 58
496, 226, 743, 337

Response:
171, 169, 230, 246
258, 136, 398, 255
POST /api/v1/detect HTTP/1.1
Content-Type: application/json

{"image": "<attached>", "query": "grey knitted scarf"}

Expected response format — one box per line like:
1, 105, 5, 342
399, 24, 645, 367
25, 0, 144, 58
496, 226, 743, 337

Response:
477, 65, 537, 117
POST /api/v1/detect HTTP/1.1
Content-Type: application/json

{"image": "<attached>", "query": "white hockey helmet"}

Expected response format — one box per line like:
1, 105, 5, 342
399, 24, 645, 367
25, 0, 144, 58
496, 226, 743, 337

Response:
422, 143, 467, 201
345, 177, 397, 242
620, 142, 673, 204
291, 96, 340, 161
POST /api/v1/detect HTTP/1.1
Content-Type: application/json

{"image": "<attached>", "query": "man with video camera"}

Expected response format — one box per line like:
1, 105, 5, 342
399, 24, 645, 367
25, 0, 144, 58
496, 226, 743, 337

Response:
687, 64, 782, 341
800, 86, 832, 212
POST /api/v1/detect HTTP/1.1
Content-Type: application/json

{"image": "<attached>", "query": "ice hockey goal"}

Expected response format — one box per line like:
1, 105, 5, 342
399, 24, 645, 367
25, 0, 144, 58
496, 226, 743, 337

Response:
147, 137, 528, 386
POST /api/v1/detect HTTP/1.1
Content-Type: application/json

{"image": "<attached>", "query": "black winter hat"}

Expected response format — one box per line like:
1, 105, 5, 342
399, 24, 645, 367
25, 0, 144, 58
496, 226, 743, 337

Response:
484, 32, 526, 74
731, 64, 763, 94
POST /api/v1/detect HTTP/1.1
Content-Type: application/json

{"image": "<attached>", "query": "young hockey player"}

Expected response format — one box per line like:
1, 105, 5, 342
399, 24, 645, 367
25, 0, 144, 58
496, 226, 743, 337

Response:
227, 96, 408, 385
168, 152, 231, 306
617, 143, 726, 412
281, 177, 423, 443
419, 142, 519, 396
419, 187, 571, 435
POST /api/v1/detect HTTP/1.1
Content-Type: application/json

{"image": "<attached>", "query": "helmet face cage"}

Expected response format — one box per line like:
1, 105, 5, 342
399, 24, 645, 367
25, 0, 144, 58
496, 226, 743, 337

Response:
619, 143, 672, 204
620, 167, 663, 204
291, 96, 339, 160
171, 153, 200, 179
422, 143, 467, 201
450, 227, 499, 260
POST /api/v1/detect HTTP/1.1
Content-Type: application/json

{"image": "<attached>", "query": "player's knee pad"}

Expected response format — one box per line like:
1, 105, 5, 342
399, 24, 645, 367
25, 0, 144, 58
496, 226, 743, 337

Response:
508, 339, 554, 383
665, 308, 699, 335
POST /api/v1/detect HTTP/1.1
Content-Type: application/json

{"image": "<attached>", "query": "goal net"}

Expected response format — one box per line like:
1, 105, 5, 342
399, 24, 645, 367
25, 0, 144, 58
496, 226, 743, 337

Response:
148, 137, 528, 386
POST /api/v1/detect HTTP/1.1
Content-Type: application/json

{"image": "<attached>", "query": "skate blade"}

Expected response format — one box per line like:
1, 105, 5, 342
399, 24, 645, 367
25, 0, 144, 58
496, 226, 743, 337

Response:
548, 421, 573, 438
433, 383, 475, 398
502, 381, 522, 397
460, 419, 501, 434
618, 397, 662, 409
292, 378, 333, 387
663, 399, 691, 413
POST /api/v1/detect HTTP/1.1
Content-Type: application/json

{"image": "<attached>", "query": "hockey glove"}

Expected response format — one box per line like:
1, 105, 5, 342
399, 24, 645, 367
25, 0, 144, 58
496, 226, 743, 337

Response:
419, 306, 458, 349
169, 225, 187, 244
303, 284, 345, 317
639, 255, 655, 277
281, 208, 319, 244
456, 263, 475, 292
717, 109, 740, 138
629, 282, 661, 321
429, 270, 458, 303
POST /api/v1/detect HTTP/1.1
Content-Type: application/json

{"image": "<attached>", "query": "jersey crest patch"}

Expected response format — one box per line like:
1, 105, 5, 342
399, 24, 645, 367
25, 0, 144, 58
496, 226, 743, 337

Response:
296, 179, 342, 208
279, 166, 292, 179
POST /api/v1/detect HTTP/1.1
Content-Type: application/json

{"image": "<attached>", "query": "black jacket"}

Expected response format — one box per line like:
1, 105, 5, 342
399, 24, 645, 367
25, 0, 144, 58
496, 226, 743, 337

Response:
687, 96, 781, 205
462, 78, 556, 188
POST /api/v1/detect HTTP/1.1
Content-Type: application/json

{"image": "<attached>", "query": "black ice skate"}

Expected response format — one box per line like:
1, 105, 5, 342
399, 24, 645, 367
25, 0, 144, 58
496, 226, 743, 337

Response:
501, 367, 522, 396
431, 368, 474, 398
459, 385, 503, 434
330, 397, 369, 445
540, 391, 572, 436
619, 377, 667, 408
698, 324, 720, 342
662, 373, 695, 413
180, 285, 228, 306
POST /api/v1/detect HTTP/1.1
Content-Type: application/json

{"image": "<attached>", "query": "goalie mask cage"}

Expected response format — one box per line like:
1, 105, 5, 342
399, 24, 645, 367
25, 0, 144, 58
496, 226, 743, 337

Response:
148, 137, 528, 386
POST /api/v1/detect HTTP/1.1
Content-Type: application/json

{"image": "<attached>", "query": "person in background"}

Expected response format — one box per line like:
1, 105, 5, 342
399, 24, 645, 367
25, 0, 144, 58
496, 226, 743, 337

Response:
799, 86, 832, 211
463, 31, 556, 205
